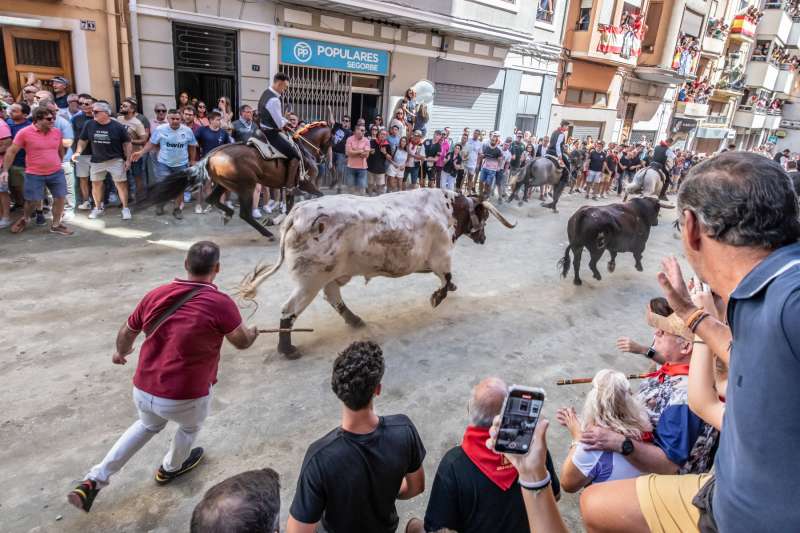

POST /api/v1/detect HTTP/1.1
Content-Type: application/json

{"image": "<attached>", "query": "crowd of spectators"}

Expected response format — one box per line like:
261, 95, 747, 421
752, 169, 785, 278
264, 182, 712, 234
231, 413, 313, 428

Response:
65, 149, 800, 533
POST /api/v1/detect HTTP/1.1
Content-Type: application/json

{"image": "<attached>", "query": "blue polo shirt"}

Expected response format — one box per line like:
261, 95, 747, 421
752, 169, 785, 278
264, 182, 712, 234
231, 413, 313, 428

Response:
713, 241, 800, 532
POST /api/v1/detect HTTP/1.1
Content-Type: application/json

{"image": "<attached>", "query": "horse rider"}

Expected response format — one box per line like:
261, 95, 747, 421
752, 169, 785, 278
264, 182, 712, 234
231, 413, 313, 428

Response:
546, 119, 571, 181
649, 137, 675, 198
257, 72, 316, 187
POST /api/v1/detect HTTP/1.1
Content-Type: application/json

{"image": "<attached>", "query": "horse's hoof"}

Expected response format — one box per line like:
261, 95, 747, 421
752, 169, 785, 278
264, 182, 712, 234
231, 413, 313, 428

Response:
279, 344, 302, 360
573, 279, 582, 286
347, 316, 366, 329
635, 264, 644, 272
430, 291, 445, 308
593, 273, 602, 281
447, 282, 457, 292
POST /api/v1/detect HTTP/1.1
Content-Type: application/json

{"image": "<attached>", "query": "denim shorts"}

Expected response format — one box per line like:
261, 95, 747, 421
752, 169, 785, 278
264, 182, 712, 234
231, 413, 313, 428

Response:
333, 152, 347, 175
154, 161, 187, 182
346, 167, 367, 189
24, 169, 67, 201
404, 165, 419, 185
480, 168, 497, 184
586, 170, 603, 183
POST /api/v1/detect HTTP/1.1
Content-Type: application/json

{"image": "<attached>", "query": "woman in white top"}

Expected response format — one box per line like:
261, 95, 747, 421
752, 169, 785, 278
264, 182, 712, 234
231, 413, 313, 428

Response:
556, 369, 652, 493
387, 136, 409, 192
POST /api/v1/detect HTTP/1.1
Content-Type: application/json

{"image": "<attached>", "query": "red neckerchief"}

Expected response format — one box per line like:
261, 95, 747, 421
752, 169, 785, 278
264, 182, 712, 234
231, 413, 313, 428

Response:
645, 362, 690, 383
461, 426, 518, 491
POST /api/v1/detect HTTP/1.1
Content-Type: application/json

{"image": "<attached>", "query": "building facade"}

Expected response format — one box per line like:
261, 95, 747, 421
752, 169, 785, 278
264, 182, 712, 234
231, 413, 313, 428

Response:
1, 0, 130, 104
130, 0, 567, 136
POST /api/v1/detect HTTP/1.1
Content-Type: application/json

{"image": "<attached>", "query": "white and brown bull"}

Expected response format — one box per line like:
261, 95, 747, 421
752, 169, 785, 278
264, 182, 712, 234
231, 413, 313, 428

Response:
238, 188, 516, 358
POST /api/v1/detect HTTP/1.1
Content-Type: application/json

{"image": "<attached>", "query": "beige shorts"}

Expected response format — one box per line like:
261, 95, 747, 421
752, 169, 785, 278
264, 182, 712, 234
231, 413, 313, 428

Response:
368, 172, 386, 187
90, 158, 126, 182
636, 473, 712, 533
75, 154, 92, 178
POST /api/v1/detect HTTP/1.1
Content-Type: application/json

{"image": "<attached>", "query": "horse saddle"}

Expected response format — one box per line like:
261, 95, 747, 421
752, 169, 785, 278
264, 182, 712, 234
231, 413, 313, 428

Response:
247, 136, 288, 160
544, 154, 563, 167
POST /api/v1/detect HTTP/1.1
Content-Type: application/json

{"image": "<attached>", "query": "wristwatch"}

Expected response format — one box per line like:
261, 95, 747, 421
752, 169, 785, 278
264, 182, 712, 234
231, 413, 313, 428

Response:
644, 346, 657, 359
621, 437, 635, 456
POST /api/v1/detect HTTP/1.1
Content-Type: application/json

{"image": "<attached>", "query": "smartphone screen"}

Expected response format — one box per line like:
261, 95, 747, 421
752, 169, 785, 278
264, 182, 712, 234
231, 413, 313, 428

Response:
494, 387, 545, 454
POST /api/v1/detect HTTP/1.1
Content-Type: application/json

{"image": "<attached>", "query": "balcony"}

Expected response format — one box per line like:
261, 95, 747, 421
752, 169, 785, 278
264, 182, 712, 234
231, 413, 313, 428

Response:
674, 101, 710, 118
775, 67, 796, 96
765, 111, 783, 130
788, 17, 800, 49
757, 6, 792, 46
744, 60, 779, 91
568, 23, 641, 69
729, 14, 758, 43
733, 106, 767, 129
701, 35, 725, 56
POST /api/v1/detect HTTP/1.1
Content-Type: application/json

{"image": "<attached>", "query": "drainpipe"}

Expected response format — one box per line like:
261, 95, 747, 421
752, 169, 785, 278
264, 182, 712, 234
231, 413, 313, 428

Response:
106, 0, 121, 109
129, 0, 143, 112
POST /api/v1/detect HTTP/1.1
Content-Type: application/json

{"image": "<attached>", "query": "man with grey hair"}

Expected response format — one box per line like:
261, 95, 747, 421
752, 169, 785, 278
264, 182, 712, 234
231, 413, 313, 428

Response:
406, 377, 560, 533
580, 151, 800, 533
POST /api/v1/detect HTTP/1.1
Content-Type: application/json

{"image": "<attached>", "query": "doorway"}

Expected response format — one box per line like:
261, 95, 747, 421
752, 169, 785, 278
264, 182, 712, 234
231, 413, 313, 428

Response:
1, 27, 73, 96
350, 74, 383, 123
172, 23, 237, 110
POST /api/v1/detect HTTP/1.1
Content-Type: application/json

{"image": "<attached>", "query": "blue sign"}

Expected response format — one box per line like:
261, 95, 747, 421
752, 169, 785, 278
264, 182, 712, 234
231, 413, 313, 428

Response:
280, 36, 390, 75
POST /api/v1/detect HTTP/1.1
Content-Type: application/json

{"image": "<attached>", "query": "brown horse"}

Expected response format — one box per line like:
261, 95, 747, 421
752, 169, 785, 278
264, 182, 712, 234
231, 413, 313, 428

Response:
146, 123, 331, 240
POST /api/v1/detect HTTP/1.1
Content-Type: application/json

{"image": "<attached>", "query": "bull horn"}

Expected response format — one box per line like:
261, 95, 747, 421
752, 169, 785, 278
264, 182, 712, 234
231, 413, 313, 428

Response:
481, 201, 517, 228
658, 201, 676, 209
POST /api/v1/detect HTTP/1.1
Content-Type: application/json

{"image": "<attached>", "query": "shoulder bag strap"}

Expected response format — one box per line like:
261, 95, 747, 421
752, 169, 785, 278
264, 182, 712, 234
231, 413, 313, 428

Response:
144, 285, 205, 337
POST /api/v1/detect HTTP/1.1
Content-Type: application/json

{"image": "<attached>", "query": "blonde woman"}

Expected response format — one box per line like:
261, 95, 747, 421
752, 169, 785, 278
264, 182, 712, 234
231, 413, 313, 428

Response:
216, 96, 234, 131
556, 370, 652, 493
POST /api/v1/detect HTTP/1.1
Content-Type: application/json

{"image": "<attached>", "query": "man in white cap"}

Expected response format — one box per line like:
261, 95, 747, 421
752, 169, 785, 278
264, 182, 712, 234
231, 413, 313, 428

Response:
51, 76, 70, 110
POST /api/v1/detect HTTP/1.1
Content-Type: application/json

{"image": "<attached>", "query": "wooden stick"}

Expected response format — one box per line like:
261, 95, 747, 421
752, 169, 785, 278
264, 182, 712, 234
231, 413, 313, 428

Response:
257, 328, 315, 334
556, 373, 650, 386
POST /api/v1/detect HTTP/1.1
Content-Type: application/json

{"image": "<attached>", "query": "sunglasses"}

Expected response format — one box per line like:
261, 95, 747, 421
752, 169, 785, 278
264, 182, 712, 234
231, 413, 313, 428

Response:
80, 101, 92, 106
156, 109, 167, 113
24, 89, 36, 94
42, 117, 55, 122
198, 105, 206, 109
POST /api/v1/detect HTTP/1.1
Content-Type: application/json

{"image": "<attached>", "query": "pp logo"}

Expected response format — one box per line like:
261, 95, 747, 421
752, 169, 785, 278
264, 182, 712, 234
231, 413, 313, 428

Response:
293, 41, 312, 63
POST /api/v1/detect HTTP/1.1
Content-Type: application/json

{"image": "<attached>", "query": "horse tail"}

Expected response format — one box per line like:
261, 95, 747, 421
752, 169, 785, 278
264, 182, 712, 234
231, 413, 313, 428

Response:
557, 244, 572, 278
142, 157, 209, 208
237, 215, 293, 301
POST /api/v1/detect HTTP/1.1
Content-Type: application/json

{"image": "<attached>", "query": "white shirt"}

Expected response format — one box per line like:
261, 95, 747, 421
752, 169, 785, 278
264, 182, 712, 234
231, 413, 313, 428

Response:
264, 87, 287, 129
571, 443, 642, 484
465, 138, 483, 169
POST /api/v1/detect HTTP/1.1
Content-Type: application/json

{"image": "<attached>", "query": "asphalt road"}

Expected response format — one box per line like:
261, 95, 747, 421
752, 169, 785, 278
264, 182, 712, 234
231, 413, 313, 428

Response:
0, 190, 684, 532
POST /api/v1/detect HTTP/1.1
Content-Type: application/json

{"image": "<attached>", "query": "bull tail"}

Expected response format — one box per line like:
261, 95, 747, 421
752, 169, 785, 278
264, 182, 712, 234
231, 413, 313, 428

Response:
237, 215, 293, 301
557, 245, 571, 278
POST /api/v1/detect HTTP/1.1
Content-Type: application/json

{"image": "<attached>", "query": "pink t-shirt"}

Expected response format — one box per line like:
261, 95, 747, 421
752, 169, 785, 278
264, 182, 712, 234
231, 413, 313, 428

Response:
13, 124, 63, 175
345, 135, 371, 169
0, 120, 10, 140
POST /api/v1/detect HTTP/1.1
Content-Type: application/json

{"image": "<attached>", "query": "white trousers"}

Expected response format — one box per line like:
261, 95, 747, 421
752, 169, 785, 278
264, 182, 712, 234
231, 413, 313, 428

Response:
86, 386, 211, 486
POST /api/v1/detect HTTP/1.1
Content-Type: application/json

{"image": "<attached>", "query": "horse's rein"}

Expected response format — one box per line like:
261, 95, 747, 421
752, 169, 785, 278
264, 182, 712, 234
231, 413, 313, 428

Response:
289, 128, 322, 156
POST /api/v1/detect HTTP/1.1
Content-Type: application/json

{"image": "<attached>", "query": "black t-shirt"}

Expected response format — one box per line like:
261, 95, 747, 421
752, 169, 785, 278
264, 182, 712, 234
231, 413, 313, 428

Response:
588, 150, 606, 172
423, 140, 441, 167
80, 119, 131, 163
605, 155, 618, 173
509, 141, 526, 168
72, 113, 93, 156
290, 415, 426, 533
788, 170, 800, 195
367, 139, 389, 173
332, 123, 352, 154
424, 446, 560, 533
444, 152, 462, 175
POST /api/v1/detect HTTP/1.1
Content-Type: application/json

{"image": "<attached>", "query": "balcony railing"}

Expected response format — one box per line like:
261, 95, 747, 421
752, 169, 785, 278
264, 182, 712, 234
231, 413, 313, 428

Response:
775, 66, 796, 95
733, 105, 767, 129
671, 34, 701, 77
765, 110, 783, 129
758, 4, 793, 44
744, 60, 780, 90
675, 101, 710, 117
705, 114, 729, 125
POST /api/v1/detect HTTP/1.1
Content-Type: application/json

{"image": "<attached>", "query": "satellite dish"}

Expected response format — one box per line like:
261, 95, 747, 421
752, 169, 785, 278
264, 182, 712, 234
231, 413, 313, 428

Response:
412, 79, 435, 105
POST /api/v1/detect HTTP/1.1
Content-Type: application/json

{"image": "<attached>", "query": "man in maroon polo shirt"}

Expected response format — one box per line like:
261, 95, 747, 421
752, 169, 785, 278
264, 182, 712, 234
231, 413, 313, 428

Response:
67, 241, 260, 513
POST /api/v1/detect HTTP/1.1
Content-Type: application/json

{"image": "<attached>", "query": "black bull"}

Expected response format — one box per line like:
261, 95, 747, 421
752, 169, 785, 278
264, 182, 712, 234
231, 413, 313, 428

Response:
558, 197, 675, 285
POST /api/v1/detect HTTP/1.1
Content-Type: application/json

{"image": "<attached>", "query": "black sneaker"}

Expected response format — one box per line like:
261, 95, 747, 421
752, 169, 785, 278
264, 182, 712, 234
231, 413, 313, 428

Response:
154, 447, 204, 485
35, 211, 46, 226
67, 479, 100, 512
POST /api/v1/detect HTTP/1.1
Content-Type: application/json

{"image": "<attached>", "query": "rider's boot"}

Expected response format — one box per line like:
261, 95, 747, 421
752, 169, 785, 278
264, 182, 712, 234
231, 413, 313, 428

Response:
287, 158, 301, 189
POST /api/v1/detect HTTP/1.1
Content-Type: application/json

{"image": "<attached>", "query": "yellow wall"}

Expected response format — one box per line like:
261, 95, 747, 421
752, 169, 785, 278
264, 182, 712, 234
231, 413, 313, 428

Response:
2, 0, 129, 102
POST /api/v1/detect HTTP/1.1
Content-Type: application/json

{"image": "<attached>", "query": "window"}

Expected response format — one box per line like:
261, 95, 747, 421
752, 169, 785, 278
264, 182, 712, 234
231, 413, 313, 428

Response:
576, 0, 592, 30
515, 114, 537, 133
642, 2, 663, 52
710, 0, 719, 17
597, 0, 616, 25
520, 73, 543, 93
679, 10, 704, 38
566, 88, 609, 106
537, 0, 556, 23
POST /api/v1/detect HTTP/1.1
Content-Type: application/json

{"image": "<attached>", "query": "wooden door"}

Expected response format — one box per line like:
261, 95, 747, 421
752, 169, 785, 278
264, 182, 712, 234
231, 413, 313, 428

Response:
2, 27, 73, 97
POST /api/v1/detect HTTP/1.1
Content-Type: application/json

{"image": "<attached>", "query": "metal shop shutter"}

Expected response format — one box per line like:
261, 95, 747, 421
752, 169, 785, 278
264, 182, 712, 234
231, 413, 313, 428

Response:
630, 129, 657, 144
571, 122, 603, 141
428, 83, 500, 136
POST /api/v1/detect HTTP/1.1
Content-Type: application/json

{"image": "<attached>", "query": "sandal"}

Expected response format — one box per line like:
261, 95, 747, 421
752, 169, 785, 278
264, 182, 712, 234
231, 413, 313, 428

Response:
50, 224, 75, 236
10, 217, 27, 234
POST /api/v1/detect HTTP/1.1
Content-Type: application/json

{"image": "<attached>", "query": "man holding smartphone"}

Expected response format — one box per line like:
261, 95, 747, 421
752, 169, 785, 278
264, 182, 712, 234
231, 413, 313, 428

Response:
287, 341, 426, 533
